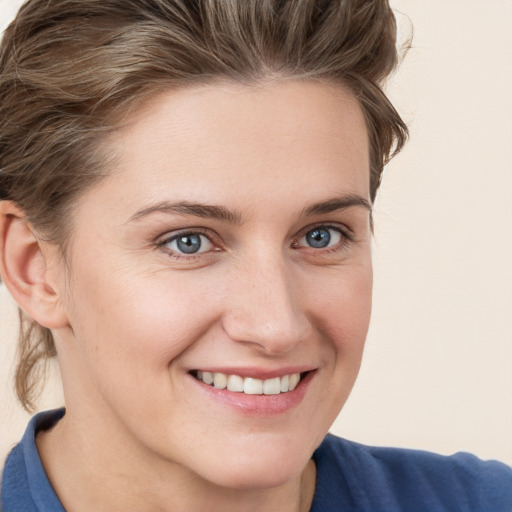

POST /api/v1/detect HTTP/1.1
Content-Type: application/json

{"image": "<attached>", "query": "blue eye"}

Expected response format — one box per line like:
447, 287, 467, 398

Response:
164, 233, 214, 254
299, 227, 342, 249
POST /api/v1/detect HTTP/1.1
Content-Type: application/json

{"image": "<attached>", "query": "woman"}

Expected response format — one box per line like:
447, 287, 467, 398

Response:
0, 1, 511, 510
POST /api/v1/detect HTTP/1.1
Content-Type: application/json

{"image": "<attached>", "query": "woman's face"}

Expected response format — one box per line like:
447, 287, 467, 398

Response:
53, 80, 372, 489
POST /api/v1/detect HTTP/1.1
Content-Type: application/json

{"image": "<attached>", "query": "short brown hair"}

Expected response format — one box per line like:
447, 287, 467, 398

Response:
0, 0, 408, 411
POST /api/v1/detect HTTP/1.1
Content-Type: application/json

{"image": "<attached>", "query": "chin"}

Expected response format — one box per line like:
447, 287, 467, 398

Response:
192, 435, 315, 490
210, 458, 304, 491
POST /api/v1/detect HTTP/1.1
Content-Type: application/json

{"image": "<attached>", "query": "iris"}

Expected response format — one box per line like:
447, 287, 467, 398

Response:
176, 234, 202, 253
306, 228, 331, 248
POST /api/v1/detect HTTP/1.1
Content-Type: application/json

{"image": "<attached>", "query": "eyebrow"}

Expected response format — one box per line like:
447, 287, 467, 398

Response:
129, 201, 243, 224
302, 194, 372, 216
128, 194, 371, 224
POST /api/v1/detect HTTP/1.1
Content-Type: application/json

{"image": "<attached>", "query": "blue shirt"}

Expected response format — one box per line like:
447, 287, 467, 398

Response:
2, 409, 512, 511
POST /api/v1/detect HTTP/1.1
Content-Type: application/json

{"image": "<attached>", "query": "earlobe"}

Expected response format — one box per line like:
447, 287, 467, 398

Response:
0, 201, 68, 329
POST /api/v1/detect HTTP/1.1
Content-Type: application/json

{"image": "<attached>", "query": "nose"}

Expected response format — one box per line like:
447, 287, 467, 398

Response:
221, 252, 309, 355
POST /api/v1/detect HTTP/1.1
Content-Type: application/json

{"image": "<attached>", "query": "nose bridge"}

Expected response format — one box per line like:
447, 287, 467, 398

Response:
223, 248, 307, 354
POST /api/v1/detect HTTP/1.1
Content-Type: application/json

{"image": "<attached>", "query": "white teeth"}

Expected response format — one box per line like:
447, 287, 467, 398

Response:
280, 375, 289, 392
195, 371, 303, 395
244, 377, 263, 395
227, 374, 244, 392
289, 373, 300, 391
263, 377, 281, 395
202, 371, 214, 385
213, 373, 227, 389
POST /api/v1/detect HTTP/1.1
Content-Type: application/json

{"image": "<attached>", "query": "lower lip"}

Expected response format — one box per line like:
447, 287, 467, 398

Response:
189, 371, 315, 416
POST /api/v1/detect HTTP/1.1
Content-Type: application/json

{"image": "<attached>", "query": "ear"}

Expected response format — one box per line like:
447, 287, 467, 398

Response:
0, 201, 69, 329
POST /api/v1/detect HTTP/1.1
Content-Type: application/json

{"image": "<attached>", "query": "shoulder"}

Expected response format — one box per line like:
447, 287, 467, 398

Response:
1, 409, 66, 512
1, 435, 38, 511
311, 434, 512, 512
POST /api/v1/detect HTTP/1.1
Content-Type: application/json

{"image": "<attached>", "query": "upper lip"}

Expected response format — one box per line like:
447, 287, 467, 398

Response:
188, 366, 316, 380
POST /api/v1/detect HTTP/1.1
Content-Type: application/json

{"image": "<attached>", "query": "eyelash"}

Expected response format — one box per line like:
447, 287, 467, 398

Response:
155, 224, 353, 260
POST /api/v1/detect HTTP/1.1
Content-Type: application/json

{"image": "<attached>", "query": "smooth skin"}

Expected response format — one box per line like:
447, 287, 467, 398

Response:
0, 80, 372, 512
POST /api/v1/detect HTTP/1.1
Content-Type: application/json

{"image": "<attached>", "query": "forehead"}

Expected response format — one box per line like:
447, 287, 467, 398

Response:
79, 80, 370, 220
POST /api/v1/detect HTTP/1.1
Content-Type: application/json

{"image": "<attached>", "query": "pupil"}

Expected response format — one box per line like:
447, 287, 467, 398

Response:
177, 235, 201, 253
306, 228, 330, 248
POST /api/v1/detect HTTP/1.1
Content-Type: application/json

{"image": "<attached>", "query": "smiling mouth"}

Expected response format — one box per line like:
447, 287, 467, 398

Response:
191, 371, 308, 395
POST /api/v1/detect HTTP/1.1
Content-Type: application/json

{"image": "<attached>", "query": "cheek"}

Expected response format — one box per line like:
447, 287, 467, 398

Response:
66, 264, 216, 386
305, 260, 373, 349
299, 261, 373, 440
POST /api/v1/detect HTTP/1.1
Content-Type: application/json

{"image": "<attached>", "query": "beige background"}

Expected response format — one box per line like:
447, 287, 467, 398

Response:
1, 0, 511, 465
